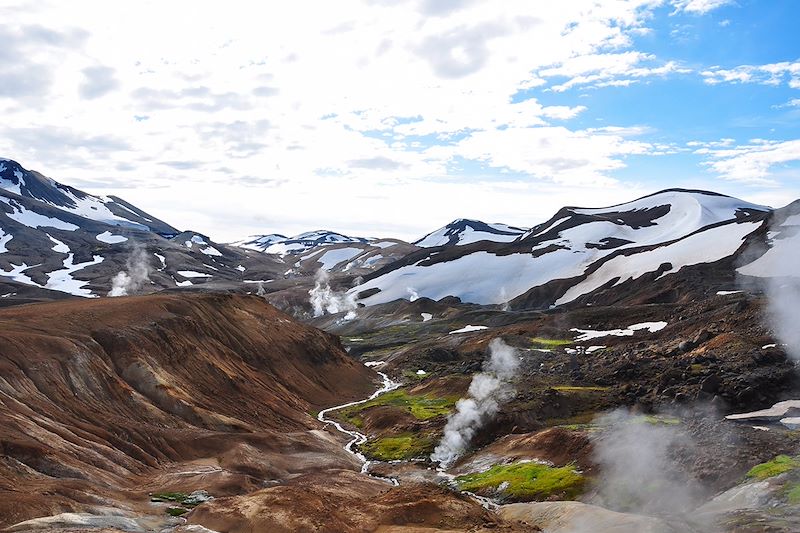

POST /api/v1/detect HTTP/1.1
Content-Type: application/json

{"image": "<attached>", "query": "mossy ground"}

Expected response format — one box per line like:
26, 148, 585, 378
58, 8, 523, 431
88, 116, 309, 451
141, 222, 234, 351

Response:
552, 385, 610, 393
531, 337, 573, 349
360, 433, 436, 460
785, 483, 800, 504
746, 455, 800, 481
336, 389, 457, 427
455, 461, 585, 501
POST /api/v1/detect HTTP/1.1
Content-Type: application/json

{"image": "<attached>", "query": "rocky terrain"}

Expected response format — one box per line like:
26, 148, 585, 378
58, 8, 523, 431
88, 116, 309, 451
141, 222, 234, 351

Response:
1, 158, 800, 532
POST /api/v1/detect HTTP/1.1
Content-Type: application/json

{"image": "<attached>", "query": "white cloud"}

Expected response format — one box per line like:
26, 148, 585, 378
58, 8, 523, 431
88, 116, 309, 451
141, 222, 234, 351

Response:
698, 139, 800, 184
701, 61, 800, 88
671, 0, 733, 15
0, 0, 786, 241
539, 52, 692, 92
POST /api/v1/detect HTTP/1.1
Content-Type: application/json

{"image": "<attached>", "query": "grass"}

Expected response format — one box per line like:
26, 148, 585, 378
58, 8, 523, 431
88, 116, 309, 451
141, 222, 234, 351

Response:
531, 337, 573, 348
360, 433, 436, 461
455, 461, 585, 501
166, 507, 189, 517
336, 389, 457, 426
746, 455, 800, 481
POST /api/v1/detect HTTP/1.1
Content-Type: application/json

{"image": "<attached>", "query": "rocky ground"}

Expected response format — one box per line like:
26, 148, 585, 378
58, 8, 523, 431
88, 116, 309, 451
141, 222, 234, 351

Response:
1, 288, 799, 532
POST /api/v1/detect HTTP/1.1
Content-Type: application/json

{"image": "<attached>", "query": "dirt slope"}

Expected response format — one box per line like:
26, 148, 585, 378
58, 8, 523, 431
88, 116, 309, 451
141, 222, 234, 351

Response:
0, 293, 375, 527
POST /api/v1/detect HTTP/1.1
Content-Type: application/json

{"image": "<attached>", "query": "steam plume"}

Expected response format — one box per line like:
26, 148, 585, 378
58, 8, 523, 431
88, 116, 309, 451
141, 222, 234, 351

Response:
431, 338, 519, 467
108, 245, 151, 297
309, 269, 357, 318
407, 287, 419, 301
739, 213, 800, 362
589, 409, 705, 518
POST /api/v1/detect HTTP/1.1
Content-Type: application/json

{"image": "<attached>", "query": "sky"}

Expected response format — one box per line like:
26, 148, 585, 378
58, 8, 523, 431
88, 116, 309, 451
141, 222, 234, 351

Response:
1, 0, 799, 242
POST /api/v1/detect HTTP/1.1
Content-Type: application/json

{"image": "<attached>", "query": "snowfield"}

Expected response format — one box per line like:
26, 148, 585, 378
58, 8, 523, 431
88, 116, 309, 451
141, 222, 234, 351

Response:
555, 220, 761, 305
308, 247, 364, 271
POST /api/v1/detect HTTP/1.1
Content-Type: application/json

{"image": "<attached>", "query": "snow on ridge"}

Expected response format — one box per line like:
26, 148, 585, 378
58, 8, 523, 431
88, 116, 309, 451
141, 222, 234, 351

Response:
555, 221, 761, 305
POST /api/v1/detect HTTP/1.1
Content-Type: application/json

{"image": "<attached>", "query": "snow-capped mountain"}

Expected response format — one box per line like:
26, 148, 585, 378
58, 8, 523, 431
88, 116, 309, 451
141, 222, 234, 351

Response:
0, 158, 178, 236
232, 230, 369, 255
414, 219, 528, 247
0, 159, 282, 300
351, 190, 774, 309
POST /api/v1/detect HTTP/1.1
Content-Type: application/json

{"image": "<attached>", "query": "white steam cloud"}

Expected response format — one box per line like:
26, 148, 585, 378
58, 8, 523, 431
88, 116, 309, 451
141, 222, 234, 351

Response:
738, 213, 800, 361
431, 338, 519, 467
108, 246, 152, 297
765, 279, 800, 362
309, 269, 357, 319
589, 410, 705, 518
407, 287, 419, 302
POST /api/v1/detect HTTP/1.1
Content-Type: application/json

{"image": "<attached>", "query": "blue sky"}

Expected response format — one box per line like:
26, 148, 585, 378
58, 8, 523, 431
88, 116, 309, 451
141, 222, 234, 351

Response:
0, 0, 798, 241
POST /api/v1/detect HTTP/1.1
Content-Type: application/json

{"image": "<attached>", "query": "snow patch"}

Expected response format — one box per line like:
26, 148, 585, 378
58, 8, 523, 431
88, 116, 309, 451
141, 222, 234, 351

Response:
449, 325, 488, 334
45, 253, 104, 297
177, 270, 212, 278
571, 321, 667, 342
96, 231, 128, 244
421, 312, 433, 322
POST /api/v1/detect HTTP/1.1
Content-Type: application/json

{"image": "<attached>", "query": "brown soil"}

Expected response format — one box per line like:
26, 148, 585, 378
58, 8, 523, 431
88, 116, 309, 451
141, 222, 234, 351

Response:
0, 293, 376, 527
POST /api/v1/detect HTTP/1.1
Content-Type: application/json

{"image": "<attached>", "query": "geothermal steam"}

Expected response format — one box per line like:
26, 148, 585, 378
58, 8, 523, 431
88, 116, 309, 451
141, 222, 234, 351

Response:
431, 338, 519, 467
589, 409, 704, 517
108, 246, 152, 297
309, 269, 357, 318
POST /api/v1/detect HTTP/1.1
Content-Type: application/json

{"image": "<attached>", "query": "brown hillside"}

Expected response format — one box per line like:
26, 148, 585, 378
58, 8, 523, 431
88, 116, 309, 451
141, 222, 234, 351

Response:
0, 293, 376, 527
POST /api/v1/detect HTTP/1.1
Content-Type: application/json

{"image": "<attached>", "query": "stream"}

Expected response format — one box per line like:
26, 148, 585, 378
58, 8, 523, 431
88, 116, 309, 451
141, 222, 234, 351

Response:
317, 368, 401, 482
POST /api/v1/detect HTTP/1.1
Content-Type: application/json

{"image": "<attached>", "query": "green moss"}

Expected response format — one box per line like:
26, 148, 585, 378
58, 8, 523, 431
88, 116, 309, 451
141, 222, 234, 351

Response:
531, 337, 573, 348
746, 455, 800, 481
150, 492, 190, 504
785, 483, 800, 504
336, 389, 456, 425
552, 385, 610, 393
402, 370, 429, 381
360, 434, 435, 461
689, 364, 705, 375
166, 507, 189, 517
634, 415, 681, 426
456, 461, 585, 501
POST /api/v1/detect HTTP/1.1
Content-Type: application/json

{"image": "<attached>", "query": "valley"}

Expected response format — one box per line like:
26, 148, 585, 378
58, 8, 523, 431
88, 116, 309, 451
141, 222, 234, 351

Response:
1, 158, 799, 531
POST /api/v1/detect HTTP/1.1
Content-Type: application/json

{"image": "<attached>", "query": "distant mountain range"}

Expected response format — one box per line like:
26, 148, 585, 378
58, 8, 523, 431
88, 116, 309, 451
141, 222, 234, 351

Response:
350, 189, 793, 309
1, 158, 797, 311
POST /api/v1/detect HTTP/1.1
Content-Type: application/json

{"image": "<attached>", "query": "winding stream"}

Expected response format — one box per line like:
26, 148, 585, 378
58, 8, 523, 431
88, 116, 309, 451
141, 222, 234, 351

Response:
317, 369, 400, 480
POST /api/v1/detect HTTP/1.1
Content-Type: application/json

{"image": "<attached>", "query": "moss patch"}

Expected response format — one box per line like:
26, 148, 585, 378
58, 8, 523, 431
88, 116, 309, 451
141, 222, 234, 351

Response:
746, 455, 800, 481
785, 483, 800, 504
531, 337, 573, 348
634, 415, 681, 426
455, 461, 585, 501
360, 433, 436, 461
336, 389, 457, 425
552, 385, 610, 393
166, 507, 188, 517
